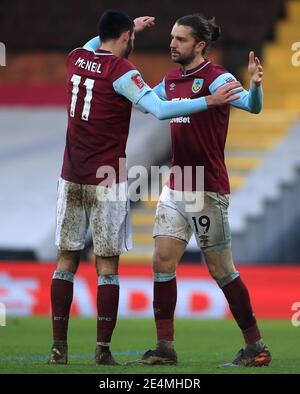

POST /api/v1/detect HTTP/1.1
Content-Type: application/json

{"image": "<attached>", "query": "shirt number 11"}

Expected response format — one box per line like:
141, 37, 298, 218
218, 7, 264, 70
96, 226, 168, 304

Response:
70, 74, 95, 121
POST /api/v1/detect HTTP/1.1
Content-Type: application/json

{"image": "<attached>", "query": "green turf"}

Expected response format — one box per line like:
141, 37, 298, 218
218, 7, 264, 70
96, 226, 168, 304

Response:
0, 317, 299, 374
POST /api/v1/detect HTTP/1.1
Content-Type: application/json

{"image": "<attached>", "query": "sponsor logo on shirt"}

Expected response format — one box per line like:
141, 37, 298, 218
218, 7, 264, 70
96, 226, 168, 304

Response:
192, 78, 204, 93
170, 83, 176, 91
170, 116, 191, 124
225, 77, 235, 83
131, 74, 145, 89
170, 100, 191, 123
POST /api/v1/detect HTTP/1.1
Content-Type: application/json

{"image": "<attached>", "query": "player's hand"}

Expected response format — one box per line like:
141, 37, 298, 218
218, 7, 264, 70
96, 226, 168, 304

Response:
248, 51, 263, 87
206, 82, 243, 107
134, 16, 156, 33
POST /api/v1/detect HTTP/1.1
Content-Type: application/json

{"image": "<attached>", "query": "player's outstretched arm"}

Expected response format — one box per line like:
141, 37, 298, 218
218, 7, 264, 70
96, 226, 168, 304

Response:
135, 79, 242, 115
134, 16, 155, 33
138, 85, 241, 120
205, 83, 243, 107
152, 79, 168, 100
113, 70, 242, 120
209, 68, 263, 114
82, 16, 155, 51
83, 36, 100, 51
134, 78, 167, 114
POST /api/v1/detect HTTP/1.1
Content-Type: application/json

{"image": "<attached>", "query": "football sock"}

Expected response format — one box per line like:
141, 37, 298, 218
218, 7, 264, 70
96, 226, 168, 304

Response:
153, 273, 177, 343
220, 276, 261, 345
96, 343, 110, 353
97, 275, 119, 350
245, 338, 265, 351
157, 339, 175, 350
51, 270, 74, 342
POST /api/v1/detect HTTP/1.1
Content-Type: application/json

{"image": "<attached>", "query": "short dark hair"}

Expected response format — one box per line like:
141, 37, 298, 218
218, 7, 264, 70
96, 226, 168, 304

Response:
98, 10, 134, 42
176, 14, 221, 53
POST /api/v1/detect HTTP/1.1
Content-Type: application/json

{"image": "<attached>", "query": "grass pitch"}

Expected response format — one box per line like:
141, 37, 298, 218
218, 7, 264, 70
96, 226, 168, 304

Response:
0, 317, 299, 374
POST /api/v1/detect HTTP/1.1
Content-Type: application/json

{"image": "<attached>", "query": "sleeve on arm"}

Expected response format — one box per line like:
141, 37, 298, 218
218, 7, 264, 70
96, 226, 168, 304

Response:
134, 78, 167, 114
137, 90, 208, 120
153, 79, 168, 100
113, 71, 208, 119
209, 72, 263, 114
112, 70, 152, 104
83, 36, 101, 51
133, 102, 150, 114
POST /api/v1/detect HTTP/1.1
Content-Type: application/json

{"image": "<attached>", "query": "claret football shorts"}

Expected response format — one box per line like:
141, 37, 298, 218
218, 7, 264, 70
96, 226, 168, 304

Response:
153, 185, 231, 252
55, 177, 132, 256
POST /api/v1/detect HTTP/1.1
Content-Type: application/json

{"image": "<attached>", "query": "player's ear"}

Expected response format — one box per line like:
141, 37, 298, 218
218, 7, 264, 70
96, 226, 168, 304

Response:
196, 41, 206, 54
121, 31, 130, 43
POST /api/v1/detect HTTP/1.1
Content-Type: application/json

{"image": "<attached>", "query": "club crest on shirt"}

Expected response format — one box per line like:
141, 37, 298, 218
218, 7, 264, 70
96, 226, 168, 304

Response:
169, 83, 176, 91
131, 74, 145, 89
192, 78, 204, 93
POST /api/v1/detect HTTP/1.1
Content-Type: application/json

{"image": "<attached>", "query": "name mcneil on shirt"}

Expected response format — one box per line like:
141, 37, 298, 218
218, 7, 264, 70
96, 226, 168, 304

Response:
75, 56, 102, 74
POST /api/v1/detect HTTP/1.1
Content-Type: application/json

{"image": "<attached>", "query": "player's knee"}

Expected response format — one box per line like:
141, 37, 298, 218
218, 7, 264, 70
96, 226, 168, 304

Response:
207, 264, 223, 281
206, 259, 229, 281
153, 249, 176, 273
216, 271, 240, 287
203, 246, 235, 282
96, 265, 119, 276
95, 255, 119, 276
57, 250, 81, 274
207, 266, 240, 287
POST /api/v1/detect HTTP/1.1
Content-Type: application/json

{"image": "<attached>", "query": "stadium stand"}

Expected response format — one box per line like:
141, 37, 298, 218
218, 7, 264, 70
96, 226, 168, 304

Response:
0, 0, 285, 82
0, 1, 285, 52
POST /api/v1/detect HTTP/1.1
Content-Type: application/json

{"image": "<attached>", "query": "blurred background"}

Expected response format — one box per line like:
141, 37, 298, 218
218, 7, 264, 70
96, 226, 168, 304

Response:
0, 0, 300, 320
